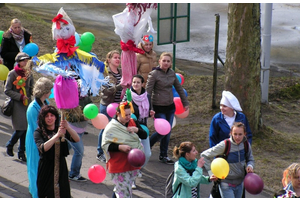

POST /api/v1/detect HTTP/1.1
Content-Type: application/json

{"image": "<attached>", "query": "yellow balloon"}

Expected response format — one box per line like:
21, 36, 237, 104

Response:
211, 157, 230, 179
0, 64, 9, 81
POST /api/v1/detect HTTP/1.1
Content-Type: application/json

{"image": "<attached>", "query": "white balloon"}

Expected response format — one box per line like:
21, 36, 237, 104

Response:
172, 116, 176, 128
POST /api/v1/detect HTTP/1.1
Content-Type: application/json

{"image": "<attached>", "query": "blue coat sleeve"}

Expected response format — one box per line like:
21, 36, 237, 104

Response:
209, 114, 220, 148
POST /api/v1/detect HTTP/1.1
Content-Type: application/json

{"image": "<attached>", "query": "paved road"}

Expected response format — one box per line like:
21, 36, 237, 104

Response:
0, 81, 273, 198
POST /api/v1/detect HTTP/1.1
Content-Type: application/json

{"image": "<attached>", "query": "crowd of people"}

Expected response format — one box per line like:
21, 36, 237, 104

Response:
0, 17, 297, 199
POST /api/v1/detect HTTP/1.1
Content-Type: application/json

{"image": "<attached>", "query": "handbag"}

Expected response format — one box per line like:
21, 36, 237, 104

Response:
1, 97, 14, 117
210, 179, 221, 198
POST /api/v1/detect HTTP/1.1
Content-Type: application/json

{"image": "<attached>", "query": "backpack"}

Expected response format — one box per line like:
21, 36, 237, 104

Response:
165, 170, 182, 198
221, 138, 249, 160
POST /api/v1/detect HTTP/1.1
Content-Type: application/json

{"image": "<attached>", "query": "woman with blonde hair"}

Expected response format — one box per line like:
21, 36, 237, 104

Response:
146, 52, 189, 164
1, 18, 32, 70
96, 50, 125, 162
26, 76, 53, 198
275, 163, 300, 197
136, 34, 157, 87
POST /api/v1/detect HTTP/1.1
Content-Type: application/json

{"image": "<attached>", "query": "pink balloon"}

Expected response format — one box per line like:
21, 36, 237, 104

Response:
154, 118, 171, 135
88, 164, 106, 184
106, 103, 119, 118
91, 114, 109, 129
128, 149, 145, 168
176, 108, 189, 119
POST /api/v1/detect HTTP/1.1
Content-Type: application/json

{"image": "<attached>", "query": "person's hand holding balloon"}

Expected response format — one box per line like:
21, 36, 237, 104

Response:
150, 110, 155, 118
210, 175, 218, 182
119, 144, 131, 153
247, 166, 254, 173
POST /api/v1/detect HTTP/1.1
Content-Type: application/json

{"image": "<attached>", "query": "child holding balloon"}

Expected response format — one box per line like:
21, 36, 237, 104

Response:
172, 141, 217, 198
101, 101, 147, 198
200, 122, 255, 198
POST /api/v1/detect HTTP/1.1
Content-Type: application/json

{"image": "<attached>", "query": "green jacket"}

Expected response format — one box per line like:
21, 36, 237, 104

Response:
172, 161, 211, 198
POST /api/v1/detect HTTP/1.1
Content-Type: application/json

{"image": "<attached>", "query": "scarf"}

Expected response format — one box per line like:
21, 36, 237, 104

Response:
14, 64, 25, 77
179, 157, 198, 172
102, 118, 143, 162
9, 27, 24, 41
131, 88, 149, 119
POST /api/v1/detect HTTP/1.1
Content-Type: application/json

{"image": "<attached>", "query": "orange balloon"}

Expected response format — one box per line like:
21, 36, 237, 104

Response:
91, 113, 109, 129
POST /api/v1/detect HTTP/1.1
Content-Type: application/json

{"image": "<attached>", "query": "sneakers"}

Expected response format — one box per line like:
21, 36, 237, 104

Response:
96, 153, 106, 162
137, 171, 142, 178
69, 174, 87, 182
131, 181, 137, 189
159, 156, 174, 165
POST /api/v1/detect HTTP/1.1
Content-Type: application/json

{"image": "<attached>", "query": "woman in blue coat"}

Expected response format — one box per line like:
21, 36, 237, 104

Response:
209, 91, 252, 148
172, 141, 217, 198
26, 77, 53, 198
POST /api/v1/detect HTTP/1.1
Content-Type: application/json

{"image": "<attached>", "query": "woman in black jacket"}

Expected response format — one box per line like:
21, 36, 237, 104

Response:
1, 18, 32, 71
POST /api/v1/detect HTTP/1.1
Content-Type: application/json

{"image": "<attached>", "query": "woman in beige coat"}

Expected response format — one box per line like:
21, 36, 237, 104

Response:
136, 34, 157, 87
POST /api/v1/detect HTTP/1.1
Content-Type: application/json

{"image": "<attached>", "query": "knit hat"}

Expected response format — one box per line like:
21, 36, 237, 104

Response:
220, 90, 243, 111
15, 52, 30, 62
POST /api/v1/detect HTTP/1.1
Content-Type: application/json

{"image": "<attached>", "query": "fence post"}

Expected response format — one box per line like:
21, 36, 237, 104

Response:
212, 14, 220, 109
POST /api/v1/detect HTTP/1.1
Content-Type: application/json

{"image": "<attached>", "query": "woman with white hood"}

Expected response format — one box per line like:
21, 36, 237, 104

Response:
209, 91, 252, 148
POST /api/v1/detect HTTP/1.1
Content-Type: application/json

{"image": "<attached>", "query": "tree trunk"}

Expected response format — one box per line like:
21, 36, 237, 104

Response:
224, 3, 261, 132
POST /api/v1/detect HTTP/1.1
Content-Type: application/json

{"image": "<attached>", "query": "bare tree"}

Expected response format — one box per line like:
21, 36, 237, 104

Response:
224, 3, 261, 132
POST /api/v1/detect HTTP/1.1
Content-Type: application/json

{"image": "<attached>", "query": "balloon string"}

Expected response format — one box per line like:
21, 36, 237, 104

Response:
66, 138, 84, 157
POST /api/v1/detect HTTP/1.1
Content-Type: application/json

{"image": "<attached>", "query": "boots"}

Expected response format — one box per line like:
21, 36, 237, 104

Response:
18, 153, 27, 162
6, 146, 14, 157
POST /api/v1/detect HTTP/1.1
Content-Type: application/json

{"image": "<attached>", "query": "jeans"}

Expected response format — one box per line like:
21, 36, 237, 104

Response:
220, 182, 244, 198
149, 108, 175, 157
141, 136, 151, 167
6, 130, 26, 155
97, 104, 112, 155
69, 133, 84, 177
